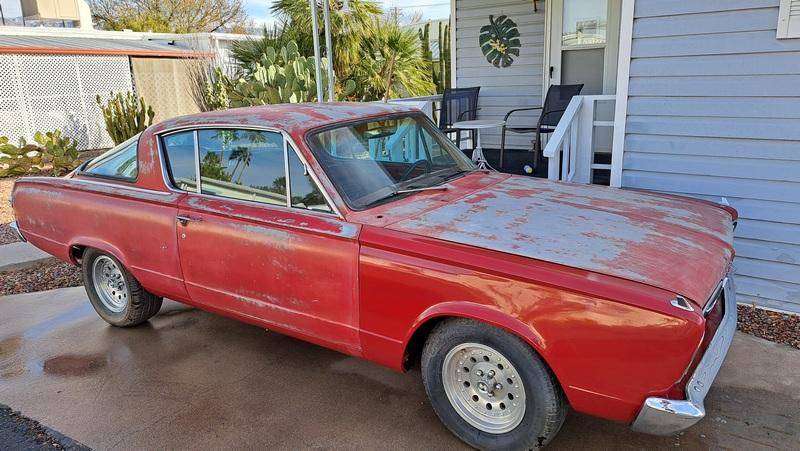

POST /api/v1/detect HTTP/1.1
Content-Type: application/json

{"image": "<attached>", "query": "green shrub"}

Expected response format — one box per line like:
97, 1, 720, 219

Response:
96, 92, 155, 145
0, 131, 79, 178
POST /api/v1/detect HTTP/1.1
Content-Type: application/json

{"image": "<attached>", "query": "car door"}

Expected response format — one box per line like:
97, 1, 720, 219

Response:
160, 127, 361, 353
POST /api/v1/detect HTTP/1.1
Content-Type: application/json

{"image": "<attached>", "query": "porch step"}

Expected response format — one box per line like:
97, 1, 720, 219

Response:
0, 241, 54, 273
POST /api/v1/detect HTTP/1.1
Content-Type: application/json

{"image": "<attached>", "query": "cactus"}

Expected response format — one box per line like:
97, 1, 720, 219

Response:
212, 41, 355, 108
33, 131, 79, 175
439, 20, 451, 91
419, 21, 451, 94
96, 92, 156, 146
0, 131, 78, 177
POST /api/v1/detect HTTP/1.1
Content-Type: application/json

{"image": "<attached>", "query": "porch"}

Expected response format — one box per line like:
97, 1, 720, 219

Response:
395, 0, 624, 186
396, 0, 800, 314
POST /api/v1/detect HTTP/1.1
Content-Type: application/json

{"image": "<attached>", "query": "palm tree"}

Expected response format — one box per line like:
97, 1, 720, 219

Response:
355, 18, 435, 101
228, 147, 252, 184
269, 0, 382, 78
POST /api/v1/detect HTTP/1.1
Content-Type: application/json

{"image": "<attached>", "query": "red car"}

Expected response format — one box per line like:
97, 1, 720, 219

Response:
10, 103, 738, 449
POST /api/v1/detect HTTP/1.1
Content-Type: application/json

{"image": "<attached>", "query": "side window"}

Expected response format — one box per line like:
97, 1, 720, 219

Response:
197, 129, 286, 206
287, 149, 333, 213
84, 139, 138, 180
162, 131, 197, 191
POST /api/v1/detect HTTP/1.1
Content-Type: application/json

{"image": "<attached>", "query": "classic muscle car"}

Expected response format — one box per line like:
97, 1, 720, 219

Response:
10, 103, 738, 449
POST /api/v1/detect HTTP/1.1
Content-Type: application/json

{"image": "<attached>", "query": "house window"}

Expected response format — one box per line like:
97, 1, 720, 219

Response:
777, 0, 800, 39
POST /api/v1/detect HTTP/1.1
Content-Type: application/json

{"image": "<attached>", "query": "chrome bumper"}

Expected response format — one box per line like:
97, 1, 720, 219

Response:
631, 276, 737, 436
9, 221, 26, 242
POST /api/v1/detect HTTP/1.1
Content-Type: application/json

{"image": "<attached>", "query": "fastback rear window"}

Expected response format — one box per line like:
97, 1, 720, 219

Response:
83, 134, 140, 181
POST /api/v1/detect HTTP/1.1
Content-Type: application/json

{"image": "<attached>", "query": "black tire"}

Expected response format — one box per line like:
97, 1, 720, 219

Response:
421, 319, 567, 450
82, 248, 162, 327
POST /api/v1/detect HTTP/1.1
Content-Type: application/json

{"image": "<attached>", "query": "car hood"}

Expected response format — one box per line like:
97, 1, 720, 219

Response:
387, 175, 735, 304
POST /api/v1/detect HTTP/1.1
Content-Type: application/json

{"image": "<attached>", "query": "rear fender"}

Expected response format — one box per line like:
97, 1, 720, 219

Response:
67, 237, 128, 268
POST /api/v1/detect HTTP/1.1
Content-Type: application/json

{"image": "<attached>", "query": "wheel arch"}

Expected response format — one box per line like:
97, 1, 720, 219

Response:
402, 302, 554, 377
67, 237, 128, 268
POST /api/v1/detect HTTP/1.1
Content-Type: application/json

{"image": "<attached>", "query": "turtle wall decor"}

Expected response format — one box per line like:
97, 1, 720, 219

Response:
479, 15, 522, 68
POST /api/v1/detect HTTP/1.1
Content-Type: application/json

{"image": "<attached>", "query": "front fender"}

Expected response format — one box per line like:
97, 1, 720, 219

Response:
404, 301, 549, 361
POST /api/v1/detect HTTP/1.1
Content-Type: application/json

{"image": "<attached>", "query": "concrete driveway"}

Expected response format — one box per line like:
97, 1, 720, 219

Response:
1, 287, 798, 450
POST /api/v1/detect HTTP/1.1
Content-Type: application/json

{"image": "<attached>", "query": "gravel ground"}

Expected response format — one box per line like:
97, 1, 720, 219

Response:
0, 260, 83, 297
0, 176, 15, 223
0, 177, 20, 244
0, 404, 89, 451
0, 222, 19, 245
738, 304, 800, 349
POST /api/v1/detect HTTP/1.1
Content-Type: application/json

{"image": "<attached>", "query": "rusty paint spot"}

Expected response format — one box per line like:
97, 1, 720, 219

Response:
388, 175, 735, 303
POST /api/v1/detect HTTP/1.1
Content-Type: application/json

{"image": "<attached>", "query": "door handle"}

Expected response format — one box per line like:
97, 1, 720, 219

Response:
549, 66, 554, 79
176, 215, 200, 226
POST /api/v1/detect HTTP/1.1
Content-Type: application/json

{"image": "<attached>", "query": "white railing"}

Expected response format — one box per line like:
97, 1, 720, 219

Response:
542, 95, 616, 184
386, 94, 443, 122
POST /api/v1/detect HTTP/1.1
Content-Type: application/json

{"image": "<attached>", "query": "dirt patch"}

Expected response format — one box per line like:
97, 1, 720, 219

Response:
0, 260, 83, 297
43, 354, 106, 377
738, 304, 800, 349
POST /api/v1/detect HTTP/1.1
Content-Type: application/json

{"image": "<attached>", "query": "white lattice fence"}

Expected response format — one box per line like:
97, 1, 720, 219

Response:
0, 54, 134, 150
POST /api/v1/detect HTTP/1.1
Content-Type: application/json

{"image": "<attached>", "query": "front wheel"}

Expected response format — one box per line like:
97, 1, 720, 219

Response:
82, 249, 162, 327
421, 319, 567, 450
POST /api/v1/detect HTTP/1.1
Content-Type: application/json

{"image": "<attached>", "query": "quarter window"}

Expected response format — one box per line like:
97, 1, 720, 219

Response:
83, 135, 139, 180
162, 131, 197, 191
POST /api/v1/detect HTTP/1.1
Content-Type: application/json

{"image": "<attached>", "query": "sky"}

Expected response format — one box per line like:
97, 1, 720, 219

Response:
244, 0, 451, 27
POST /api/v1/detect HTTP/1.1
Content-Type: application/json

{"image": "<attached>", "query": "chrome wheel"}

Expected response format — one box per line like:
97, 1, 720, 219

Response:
442, 343, 526, 434
91, 256, 128, 313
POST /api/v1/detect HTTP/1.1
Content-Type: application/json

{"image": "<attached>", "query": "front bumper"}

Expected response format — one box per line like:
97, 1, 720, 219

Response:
631, 276, 737, 436
9, 221, 26, 242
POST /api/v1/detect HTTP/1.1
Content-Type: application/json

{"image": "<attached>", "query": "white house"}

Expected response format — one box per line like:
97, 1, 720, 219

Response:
445, 0, 800, 313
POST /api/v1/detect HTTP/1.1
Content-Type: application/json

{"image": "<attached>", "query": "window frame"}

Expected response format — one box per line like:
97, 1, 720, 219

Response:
156, 125, 341, 218
79, 133, 142, 182
303, 111, 475, 212
778, 0, 800, 39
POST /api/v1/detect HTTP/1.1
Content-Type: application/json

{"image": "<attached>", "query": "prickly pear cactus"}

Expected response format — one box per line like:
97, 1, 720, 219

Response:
225, 40, 356, 108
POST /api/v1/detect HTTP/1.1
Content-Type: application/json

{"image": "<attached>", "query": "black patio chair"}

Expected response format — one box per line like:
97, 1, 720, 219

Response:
438, 87, 481, 150
499, 84, 583, 169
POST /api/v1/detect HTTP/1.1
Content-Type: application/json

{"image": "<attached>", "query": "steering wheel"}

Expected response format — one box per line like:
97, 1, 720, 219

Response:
399, 159, 432, 182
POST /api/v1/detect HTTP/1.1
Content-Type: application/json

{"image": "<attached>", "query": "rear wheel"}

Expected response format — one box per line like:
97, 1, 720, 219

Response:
82, 249, 162, 327
421, 319, 567, 450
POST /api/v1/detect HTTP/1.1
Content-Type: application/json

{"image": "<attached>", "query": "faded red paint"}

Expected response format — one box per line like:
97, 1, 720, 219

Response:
11, 104, 736, 427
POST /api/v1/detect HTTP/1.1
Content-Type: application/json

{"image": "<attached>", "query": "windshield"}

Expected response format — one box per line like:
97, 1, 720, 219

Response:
306, 114, 476, 210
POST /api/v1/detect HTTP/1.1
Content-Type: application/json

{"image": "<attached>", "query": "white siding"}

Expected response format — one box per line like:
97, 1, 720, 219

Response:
454, 0, 545, 149
623, 0, 800, 312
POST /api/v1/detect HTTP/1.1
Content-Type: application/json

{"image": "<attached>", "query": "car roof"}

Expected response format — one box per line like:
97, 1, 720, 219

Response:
150, 102, 422, 136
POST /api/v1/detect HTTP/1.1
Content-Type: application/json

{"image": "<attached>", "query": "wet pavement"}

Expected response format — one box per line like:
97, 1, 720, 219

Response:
1, 287, 798, 450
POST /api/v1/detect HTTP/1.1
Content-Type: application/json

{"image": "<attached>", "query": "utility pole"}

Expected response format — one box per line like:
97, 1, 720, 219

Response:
322, 0, 335, 102
309, 0, 324, 103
